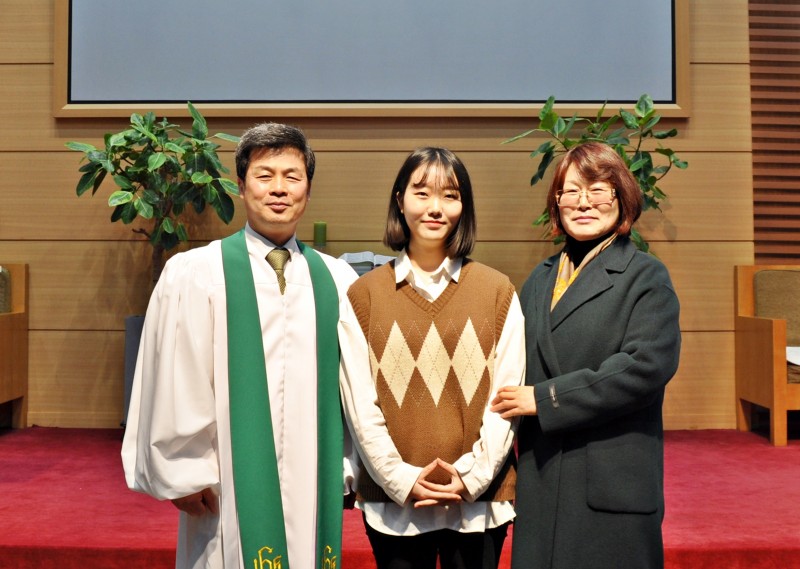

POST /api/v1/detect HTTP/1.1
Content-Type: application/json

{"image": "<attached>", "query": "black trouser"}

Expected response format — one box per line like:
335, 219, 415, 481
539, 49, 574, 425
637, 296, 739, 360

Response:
364, 515, 509, 569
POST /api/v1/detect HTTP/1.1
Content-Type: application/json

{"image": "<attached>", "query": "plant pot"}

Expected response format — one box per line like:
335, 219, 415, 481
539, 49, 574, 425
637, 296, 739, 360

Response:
122, 315, 145, 429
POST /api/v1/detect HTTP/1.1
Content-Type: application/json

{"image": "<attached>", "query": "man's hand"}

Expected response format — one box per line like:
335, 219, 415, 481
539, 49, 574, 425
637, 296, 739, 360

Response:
409, 458, 466, 508
490, 385, 537, 419
171, 487, 219, 517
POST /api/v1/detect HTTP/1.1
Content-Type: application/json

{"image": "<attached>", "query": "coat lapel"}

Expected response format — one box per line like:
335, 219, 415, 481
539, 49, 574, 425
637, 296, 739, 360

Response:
534, 255, 562, 378
531, 238, 637, 381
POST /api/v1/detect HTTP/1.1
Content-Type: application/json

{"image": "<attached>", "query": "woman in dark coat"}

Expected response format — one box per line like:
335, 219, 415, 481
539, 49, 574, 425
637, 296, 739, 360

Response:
491, 142, 681, 569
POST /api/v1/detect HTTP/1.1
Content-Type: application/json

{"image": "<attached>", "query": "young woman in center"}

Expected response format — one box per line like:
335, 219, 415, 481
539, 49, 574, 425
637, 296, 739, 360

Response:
339, 147, 525, 569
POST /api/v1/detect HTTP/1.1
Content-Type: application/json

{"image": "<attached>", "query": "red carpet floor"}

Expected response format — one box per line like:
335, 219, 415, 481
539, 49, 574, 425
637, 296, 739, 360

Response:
0, 427, 798, 568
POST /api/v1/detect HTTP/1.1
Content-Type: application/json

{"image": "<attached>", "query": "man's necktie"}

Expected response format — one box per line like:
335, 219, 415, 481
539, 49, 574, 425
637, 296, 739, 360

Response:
266, 248, 290, 295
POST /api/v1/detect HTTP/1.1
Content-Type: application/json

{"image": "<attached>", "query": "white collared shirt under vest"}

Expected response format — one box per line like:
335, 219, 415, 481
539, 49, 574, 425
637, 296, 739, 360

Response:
122, 224, 358, 569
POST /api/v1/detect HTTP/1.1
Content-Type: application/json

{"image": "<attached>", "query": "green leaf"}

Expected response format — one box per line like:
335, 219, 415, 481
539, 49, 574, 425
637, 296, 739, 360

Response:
620, 109, 639, 130
165, 142, 186, 154
188, 101, 209, 140
65, 141, 97, 153
191, 172, 213, 185
120, 201, 138, 224
533, 209, 550, 227
92, 169, 108, 195
147, 153, 168, 171
654, 128, 678, 139
529, 141, 554, 158
76, 170, 98, 196
635, 94, 654, 118
107, 132, 130, 148
176, 222, 189, 242
142, 189, 161, 204
217, 177, 239, 195
673, 158, 689, 169
629, 157, 649, 172
202, 149, 227, 173
134, 197, 154, 218
213, 132, 241, 144
87, 150, 115, 172
606, 126, 629, 142
539, 96, 555, 121
108, 190, 133, 206
502, 129, 537, 145
130, 122, 159, 145
531, 151, 554, 186
553, 116, 567, 137
595, 101, 608, 122
563, 114, 579, 136
184, 151, 207, 175
630, 228, 650, 253
211, 190, 236, 223
161, 231, 180, 250
642, 116, 661, 132
161, 217, 175, 233
112, 175, 135, 190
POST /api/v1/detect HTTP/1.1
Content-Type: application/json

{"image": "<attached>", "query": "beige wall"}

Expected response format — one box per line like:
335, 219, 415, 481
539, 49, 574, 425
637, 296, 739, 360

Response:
0, 0, 753, 428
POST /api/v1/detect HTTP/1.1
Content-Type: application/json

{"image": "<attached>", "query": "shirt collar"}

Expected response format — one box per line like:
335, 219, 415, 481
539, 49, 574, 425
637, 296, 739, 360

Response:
244, 223, 299, 258
394, 249, 462, 285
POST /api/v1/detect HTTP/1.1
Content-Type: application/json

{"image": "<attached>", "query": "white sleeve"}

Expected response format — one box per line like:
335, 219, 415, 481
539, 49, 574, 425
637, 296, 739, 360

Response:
338, 297, 423, 506
453, 292, 525, 501
121, 253, 221, 500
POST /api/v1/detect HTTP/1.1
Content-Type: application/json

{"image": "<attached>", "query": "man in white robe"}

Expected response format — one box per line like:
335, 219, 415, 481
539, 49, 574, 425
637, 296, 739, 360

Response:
122, 123, 358, 569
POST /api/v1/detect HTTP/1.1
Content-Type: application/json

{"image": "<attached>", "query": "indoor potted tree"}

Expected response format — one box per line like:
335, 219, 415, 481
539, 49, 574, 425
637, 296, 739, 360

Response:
504, 94, 688, 253
66, 101, 240, 284
65, 102, 240, 427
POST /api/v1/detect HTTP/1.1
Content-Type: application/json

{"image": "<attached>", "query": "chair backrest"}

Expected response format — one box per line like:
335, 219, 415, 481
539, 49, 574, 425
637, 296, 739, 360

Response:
754, 269, 800, 345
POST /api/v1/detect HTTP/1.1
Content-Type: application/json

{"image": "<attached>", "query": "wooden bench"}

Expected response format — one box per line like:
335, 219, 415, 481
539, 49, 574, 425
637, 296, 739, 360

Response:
0, 264, 28, 428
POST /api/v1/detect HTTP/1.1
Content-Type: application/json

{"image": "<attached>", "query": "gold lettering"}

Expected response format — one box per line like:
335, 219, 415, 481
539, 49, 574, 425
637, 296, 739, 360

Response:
322, 545, 337, 569
254, 546, 282, 569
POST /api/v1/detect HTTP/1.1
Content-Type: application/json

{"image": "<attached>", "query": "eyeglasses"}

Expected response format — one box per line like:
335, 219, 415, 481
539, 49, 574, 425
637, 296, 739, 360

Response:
556, 187, 616, 207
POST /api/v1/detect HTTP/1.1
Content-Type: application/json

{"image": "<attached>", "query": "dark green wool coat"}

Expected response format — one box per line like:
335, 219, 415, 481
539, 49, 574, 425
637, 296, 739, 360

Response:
513, 236, 681, 569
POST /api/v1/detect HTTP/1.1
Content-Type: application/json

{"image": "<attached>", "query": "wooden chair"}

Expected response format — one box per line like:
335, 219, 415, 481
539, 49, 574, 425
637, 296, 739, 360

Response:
0, 264, 28, 428
734, 265, 800, 446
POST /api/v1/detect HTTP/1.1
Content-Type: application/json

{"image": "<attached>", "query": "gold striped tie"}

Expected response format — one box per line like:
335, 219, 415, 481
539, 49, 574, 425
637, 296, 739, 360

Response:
266, 248, 290, 295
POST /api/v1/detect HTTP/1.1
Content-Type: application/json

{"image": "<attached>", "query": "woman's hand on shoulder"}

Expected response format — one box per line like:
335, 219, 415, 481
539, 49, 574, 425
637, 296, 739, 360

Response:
490, 385, 537, 418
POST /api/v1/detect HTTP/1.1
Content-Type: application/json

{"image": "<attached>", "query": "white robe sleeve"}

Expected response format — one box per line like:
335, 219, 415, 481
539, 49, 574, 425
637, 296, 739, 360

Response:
121, 251, 221, 500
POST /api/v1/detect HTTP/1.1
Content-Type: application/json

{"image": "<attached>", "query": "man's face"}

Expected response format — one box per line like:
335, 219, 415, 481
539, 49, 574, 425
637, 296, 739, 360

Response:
238, 147, 310, 245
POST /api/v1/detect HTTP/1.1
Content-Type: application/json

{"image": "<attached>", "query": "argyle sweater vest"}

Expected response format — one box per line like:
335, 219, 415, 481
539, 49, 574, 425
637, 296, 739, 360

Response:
347, 259, 517, 502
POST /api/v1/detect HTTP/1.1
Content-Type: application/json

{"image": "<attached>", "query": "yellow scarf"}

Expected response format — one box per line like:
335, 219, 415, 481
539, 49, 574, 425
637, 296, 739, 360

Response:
551, 234, 617, 310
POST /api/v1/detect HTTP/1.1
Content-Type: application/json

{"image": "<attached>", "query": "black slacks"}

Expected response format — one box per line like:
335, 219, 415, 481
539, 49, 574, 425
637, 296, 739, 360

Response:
364, 515, 509, 569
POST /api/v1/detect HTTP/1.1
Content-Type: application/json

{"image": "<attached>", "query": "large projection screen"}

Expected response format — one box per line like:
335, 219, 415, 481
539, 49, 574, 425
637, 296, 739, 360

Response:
53, 0, 689, 117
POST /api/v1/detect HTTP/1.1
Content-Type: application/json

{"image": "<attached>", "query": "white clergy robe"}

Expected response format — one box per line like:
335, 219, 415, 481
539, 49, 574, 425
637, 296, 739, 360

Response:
122, 225, 358, 569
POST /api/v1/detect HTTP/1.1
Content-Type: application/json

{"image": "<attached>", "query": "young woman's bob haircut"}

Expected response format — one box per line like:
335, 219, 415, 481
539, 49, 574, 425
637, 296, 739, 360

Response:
383, 147, 477, 258
547, 141, 643, 238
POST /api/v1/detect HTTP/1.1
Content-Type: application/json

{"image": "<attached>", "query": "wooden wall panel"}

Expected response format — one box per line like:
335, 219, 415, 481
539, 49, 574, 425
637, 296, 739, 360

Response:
0, 0, 755, 428
0, 150, 752, 244
692, 0, 751, 64
663, 331, 736, 429
0, 0, 52, 64
0, 242, 152, 331
27, 330, 125, 427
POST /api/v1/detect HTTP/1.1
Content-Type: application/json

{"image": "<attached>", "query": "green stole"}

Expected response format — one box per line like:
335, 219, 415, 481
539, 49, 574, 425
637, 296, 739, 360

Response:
221, 229, 343, 569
